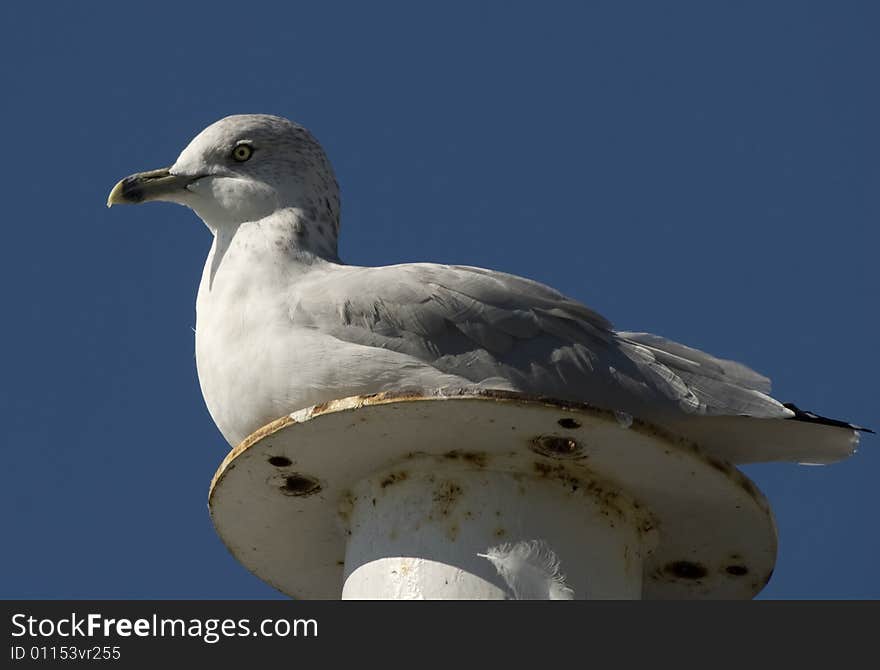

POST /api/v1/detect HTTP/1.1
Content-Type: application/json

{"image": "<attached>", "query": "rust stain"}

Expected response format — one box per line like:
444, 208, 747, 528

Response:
442, 450, 489, 467
431, 480, 463, 518
706, 456, 732, 475
217, 388, 731, 470
533, 461, 554, 476
531, 461, 658, 533
732, 471, 769, 513
311, 400, 335, 415
532, 461, 582, 492
379, 471, 409, 489
268, 388, 706, 458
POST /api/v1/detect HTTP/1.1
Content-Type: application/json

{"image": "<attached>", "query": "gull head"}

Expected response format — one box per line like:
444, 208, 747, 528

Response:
108, 114, 340, 253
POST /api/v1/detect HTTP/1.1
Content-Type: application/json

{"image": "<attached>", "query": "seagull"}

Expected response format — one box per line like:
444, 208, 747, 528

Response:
108, 114, 870, 463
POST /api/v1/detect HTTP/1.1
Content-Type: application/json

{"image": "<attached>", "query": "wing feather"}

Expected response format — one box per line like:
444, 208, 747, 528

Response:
285, 262, 860, 464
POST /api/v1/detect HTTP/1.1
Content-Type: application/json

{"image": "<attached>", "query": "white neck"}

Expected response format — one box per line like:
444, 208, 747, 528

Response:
201, 207, 340, 290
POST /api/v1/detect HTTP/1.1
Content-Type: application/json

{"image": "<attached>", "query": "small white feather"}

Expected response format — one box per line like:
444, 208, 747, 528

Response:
478, 539, 575, 600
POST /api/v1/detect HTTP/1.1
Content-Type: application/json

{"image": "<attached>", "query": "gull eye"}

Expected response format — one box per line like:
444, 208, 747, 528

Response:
232, 144, 253, 162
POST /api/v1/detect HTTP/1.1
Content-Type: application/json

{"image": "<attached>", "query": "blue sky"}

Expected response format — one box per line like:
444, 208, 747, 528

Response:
1, 1, 876, 599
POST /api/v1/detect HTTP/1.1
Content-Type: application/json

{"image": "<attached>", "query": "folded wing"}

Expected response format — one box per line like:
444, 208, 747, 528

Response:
287, 262, 862, 464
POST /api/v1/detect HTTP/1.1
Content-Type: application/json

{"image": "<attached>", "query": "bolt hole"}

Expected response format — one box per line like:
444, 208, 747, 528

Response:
665, 560, 707, 580
268, 456, 292, 467
280, 473, 321, 497
530, 435, 584, 459
557, 418, 581, 429
726, 565, 749, 576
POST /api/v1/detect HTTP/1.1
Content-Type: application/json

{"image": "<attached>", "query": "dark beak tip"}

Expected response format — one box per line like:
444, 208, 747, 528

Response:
120, 177, 145, 203
107, 166, 179, 207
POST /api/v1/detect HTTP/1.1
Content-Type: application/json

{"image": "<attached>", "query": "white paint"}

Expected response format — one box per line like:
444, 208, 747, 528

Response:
340, 461, 647, 600
208, 393, 778, 599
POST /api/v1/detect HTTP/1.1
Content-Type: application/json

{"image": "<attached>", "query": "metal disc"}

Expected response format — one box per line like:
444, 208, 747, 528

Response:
209, 391, 777, 599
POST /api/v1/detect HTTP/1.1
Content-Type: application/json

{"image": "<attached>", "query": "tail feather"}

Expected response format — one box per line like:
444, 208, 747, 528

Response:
782, 402, 874, 434
662, 415, 861, 465
618, 331, 790, 419
618, 331, 773, 393
617, 331, 869, 464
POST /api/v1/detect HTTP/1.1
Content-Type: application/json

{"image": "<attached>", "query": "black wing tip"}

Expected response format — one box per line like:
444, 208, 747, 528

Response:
782, 402, 875, 434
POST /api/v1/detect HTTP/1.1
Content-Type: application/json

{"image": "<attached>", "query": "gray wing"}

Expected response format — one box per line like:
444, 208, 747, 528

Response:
287, 262, 861, 464
287, 263, 789, 422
